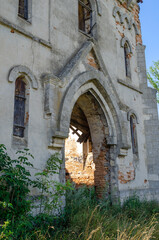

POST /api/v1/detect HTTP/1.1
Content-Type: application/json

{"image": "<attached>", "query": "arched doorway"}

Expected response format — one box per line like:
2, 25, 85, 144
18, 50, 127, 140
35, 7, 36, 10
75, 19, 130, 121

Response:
65, 91, 111, 198
55, 73, 122, 201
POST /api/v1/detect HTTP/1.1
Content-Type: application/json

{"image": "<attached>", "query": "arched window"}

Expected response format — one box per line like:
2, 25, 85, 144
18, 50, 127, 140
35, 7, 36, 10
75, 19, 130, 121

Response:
18, 0, 28, 20
78, 0, 92, 35
8, 65, 38, 146
130, 115, 138, 154
13, 77, 26, 138
124, 43, 131, 78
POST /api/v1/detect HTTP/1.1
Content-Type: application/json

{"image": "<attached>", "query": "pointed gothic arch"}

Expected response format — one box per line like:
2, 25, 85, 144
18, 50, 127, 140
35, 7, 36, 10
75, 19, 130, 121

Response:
121, 37, 132, 53
58, 72, 122, 199
57, 71, 122, 148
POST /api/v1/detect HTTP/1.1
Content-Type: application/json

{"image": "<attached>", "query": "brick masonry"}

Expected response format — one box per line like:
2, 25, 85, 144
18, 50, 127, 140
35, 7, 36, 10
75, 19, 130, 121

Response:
1, 0, 159, 205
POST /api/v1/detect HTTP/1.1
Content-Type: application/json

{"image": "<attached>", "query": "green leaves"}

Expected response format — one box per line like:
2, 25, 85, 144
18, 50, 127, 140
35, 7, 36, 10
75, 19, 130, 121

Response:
0, 144, 74, 239
0, 220, 13, 240
147, 60, 159, 103
33, 153, 73, 215
46, 153, 63, 175
0, 146, 35, 220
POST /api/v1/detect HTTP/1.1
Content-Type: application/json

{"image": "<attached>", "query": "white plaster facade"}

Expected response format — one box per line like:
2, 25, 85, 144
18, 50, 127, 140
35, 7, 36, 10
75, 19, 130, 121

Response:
0, 0, 159, 202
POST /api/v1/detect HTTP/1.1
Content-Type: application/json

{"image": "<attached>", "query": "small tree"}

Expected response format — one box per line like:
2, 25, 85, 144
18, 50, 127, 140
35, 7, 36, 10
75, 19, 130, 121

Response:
147, 60, 159, 103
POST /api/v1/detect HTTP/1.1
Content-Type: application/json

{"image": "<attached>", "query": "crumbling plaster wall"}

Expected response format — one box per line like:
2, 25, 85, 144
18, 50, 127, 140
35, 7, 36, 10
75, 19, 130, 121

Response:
49, 0, 149, 194
0, 0, 159, 201
0, 0, 60, 192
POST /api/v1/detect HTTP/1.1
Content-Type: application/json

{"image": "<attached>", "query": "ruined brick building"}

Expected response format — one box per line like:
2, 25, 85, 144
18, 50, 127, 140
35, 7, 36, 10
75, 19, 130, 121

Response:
1, 0, 159, 202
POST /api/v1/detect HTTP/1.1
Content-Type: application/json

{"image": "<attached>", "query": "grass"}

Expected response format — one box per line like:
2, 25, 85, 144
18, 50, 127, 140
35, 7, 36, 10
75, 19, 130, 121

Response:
50, 186, 159, 240
1, 186, 159, 239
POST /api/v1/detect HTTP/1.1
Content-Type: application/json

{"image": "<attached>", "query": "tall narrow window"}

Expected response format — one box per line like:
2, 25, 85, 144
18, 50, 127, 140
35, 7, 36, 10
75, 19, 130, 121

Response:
18, 0, 28, 20
13, 77, 26, 138
78, 0, 92, 35
130, 115, 138, 154
124, 43, 131, 78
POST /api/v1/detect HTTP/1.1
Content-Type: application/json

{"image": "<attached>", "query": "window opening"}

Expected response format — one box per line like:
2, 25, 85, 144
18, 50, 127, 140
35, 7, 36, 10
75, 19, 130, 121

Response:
78, 0, 93, 35
130, 116, 138, 154
124, 43, 131, 78
13, 77, 26, 138
18, 0, 28, 20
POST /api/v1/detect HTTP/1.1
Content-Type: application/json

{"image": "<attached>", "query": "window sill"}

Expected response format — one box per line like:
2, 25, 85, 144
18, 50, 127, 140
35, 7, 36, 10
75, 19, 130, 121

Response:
79, 29, 95, 42
12, 135, 28, 149
18, 15, 32, 24
117, 79, 143, 94
126, 76, 131, 81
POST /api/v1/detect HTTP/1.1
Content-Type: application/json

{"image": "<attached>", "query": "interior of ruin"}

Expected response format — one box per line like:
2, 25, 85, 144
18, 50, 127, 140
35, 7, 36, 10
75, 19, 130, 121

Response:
65, 91, 111, 197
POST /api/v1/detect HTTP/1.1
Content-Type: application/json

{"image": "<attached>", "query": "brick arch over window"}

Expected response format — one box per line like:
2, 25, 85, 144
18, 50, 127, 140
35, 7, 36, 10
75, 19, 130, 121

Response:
8, 65, 38, 90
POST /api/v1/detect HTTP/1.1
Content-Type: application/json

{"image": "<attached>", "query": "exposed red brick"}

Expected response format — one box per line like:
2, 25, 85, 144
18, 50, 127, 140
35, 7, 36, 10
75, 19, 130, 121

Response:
115, 0, 142, 45
118, 163, 135, 184
86, 50, 100, 70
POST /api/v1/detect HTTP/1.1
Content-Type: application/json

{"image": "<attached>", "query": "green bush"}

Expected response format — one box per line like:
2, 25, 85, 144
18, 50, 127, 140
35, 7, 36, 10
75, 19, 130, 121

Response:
0, 144, 72, 239
1, 144, 159, 239
0, 145, 34, 221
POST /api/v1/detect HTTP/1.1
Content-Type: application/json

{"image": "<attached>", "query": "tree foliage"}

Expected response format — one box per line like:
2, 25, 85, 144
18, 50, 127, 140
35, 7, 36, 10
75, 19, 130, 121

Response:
0, 144, 72, 238
147, 60, 159, 103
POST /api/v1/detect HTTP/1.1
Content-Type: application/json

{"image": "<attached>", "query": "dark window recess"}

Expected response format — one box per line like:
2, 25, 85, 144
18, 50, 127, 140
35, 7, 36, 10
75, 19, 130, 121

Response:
78, 0, 93, 35
124, 44, 131, 78
18, 0, 28, 20
130, 116, 138, 154
13, 78, 26, 138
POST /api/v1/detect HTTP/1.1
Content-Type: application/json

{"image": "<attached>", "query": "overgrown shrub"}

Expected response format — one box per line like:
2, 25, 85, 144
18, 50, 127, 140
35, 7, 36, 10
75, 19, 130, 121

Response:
0, 145, 34, 220
1, 144, 159, 239
34, 153, 72, 215
0, 144, 72, 239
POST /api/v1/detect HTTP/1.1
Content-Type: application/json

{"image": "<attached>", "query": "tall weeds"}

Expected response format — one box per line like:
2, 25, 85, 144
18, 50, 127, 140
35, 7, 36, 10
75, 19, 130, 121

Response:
54, 187, 159, 240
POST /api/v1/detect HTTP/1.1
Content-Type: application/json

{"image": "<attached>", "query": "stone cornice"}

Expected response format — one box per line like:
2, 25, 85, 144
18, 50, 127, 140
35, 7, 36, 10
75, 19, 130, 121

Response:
0, 16, 52, 49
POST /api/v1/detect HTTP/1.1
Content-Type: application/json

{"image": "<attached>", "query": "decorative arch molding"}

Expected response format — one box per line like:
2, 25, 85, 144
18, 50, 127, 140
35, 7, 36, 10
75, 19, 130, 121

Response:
112, 6, 139, 35
116, 0, 139, 11
112, 7, 123, 23
127, 109, 139, 124
8, 65, 38, 89
131, 20, 140, 35
122, 14, 131, 29
121, 37, 132, 53
57, 71, 123, 147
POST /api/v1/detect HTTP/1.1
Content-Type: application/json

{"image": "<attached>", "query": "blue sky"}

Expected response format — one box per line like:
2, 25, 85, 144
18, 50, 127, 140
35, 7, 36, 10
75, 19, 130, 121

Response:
140, 0, 159, 70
